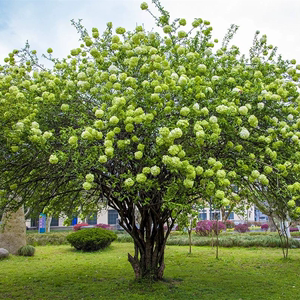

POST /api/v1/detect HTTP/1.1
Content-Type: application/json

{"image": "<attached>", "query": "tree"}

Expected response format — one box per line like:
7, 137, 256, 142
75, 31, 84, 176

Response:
177, 207, 198, 254
0, 0, 300, 279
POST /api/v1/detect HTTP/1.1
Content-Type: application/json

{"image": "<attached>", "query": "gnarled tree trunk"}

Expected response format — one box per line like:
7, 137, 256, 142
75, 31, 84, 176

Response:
111, 197, 174, 280
127, 216, 170, 280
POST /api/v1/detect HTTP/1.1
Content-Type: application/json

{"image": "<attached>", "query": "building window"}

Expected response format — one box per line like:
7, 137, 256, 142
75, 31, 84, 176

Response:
228, 212, 234, 220
108, 209, 118, 225
31, 217, 38, 228
50, 217, 59, 226
198, 211, 207, 220
87, 213, 97, 225
211, 212, 221, 220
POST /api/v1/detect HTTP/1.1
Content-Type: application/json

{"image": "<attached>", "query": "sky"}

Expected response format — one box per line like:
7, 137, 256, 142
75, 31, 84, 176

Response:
0, 0, 300, 66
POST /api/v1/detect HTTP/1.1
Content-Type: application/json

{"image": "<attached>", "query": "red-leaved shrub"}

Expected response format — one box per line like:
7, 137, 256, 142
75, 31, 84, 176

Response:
73, 222, 88, 231
195, 220, 226, 236
95, 223, 112, 230
225, 220, 235, 229
261, 224, 269, 231
234, 223, 249, 233
290, 227, 299, 232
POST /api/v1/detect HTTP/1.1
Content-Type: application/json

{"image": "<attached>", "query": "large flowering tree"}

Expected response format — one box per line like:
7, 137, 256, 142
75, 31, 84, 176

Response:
1, 0, 300, 279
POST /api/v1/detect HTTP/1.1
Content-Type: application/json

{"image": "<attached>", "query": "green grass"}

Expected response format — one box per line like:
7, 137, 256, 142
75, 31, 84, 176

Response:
1, 243, 300, 299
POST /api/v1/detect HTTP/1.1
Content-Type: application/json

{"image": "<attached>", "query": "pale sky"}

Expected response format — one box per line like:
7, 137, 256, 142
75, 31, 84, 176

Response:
0, 0, 299, 66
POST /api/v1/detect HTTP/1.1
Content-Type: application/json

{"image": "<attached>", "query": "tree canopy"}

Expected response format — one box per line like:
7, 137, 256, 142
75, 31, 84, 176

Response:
0, 0, 300, 279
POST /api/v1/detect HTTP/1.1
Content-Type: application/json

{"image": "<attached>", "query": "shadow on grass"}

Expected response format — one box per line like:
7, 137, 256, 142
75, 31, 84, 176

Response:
1, 245, 300, 300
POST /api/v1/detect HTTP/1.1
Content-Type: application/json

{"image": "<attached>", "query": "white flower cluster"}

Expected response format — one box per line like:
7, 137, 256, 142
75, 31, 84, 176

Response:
239, 127, 250, 139
216, 105, 229, 114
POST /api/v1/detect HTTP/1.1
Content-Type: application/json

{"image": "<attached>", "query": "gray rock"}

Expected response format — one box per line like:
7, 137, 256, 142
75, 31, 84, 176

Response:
0, 206, 26, 254
0, 248, 9, 259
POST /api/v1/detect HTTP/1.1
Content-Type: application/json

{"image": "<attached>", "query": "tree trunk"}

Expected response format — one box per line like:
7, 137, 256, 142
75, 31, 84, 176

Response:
216, 218, 219, 259
109, 196, 174, 280
268, 218, 277, 232
128, 224, 167, 280
46, 215, 52, 233
188, 229, 192, 254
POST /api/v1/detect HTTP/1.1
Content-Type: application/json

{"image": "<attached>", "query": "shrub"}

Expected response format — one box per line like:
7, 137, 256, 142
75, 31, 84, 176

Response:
261, 224, 269, 231
73, 222, 89, 231
211, 220, 226, 234
18, 245, 35, 256
170, 230, 186, 236
234, 223, 249, 233
195, 220, 226, 236
116, 234, 134, 243
66, 228, 117, 251
247, 221, 262, 227
291, 232, 300, 237
290, 227, 299, 232
95, 223, 112, 230
225, 220, 235, 229
195, 221, 212, 236
166, 234, 300, 248
27, 232, 70, 246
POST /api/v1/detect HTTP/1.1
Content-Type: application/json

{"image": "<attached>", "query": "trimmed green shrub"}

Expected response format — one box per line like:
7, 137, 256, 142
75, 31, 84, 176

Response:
66, 228, 117, 251
18, 245, 35, 256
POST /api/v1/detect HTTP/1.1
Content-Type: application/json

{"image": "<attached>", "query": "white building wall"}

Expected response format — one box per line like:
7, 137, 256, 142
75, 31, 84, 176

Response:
97, 210, 109, 224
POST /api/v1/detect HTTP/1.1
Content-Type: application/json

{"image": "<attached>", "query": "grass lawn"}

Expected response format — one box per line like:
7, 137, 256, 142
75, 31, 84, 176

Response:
1, 243, 300, 300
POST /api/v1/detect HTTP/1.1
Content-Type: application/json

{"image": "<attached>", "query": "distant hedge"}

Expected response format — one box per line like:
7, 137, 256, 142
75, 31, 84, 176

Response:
27, 232, 70, 246
26, 230, 300, 248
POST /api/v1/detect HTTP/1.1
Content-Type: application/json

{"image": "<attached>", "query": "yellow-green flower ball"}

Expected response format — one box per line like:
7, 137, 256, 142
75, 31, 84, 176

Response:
135, 151, 143, 160
83, 182, 92, 190
49, 154, 58, 164
98, 155, 108, 163
136, 173, 147, 183
140, 2, 148, 10
61, 104, 69, 112
124, 178, 135, 187
151, 166, 160, 176
184, 179, 194, 188
215, 190, 225, 199
85, 173, 94, 183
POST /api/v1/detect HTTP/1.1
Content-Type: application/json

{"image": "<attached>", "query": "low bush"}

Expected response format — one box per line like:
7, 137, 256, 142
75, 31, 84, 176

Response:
261, 224, 269, 231
247, 221, 262, 227
167, 235, 300, 248
94, 223, 112, 230
291, 232, 300, 237
170, 230, 187, 236
290, 227, 299, 232
18, 245, 35, 256
225, 220, 235, 229
27, 232, 70, 246
73, 223, 89, 231
195, 220, 226, 236
248, 231, 275, 236
234, 223, 249, 233
116, 234, 134, 243
66, 228, 117, 251
249, 226, 261, 230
